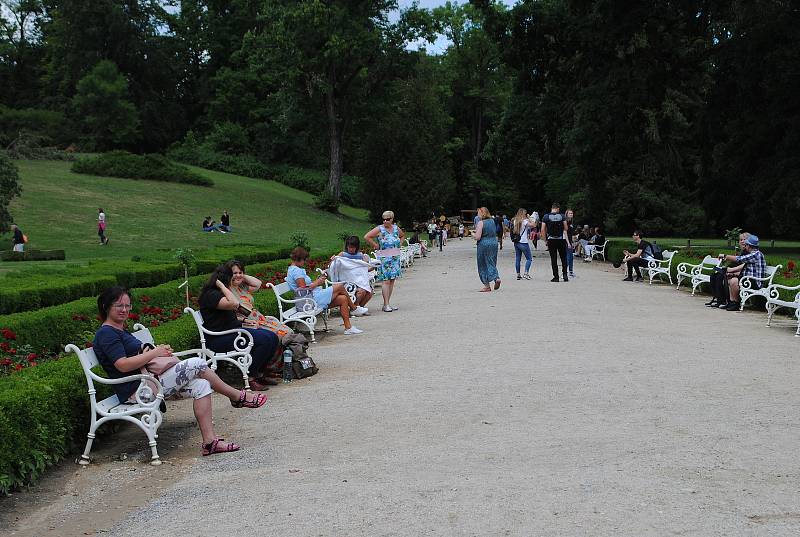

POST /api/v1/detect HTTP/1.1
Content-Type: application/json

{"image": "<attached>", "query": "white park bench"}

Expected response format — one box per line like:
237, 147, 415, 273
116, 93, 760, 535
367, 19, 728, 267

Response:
182, 307, 253, 388
764, 282, 800, 336
690, 257, 724, 296
590, 240, 608, 262
645, 250, 677, 285
676, 255, 720, 290
739, 264, 782, 311
66, 323, 166, 466
266, 281, 327, 342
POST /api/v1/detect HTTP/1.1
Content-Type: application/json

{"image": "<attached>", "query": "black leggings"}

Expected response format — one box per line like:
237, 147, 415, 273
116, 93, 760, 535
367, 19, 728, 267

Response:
547, 239, 568, 278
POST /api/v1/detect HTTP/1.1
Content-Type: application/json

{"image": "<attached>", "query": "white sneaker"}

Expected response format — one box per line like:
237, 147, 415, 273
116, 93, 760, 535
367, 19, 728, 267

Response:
389, 305, 399, 311
352, 306, 368, 316
344, 326, 363, 335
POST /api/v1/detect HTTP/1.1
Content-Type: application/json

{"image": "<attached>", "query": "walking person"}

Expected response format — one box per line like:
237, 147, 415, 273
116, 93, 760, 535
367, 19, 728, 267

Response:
540, 202, 569, 282
365, 210, 404, 312
530, 211, 540, 251
98, 208, 109, 245
494, 213, 504, 250
565, 209, 576, 278
10, 223, 25, 252
474, 207, 501, 292
511, 208, 534, 280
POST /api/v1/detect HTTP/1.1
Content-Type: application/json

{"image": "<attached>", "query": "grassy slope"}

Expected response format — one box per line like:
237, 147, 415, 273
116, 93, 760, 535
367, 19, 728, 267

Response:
1, 160, 370, 270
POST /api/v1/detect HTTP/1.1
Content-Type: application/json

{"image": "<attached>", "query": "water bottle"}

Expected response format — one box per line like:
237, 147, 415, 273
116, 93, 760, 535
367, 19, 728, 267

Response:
282, 348, 293, 383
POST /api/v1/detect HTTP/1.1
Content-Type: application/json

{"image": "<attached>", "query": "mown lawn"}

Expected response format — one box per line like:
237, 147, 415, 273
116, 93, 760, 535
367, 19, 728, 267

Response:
0, 160, 371, 272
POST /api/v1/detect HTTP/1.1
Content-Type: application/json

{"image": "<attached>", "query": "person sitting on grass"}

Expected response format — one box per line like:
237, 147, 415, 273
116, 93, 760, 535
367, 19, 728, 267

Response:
93, 286, 267, 457
621, 230, 653, 281
288, 246, 367, 335
716, 233, 766, 311
199, 265, 281, 391
202, 216, 216, 232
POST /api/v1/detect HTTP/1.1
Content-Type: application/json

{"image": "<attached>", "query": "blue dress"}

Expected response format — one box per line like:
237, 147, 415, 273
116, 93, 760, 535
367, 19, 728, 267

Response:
286, 264, 333, 309
476, 218, 500, 284
375, 224, 402, 281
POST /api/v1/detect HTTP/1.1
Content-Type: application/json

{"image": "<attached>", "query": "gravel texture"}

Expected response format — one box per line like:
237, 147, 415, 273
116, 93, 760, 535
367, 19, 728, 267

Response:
71, 240, 800, 535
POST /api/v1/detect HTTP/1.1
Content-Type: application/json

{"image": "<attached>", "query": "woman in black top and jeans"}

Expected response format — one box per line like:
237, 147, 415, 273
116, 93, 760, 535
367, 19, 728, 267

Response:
199, 264, 280, 391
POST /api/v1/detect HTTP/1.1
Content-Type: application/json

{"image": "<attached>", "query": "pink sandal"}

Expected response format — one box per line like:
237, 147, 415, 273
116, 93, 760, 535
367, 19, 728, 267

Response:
231, 389, 267, 408
202, 438, 241, 456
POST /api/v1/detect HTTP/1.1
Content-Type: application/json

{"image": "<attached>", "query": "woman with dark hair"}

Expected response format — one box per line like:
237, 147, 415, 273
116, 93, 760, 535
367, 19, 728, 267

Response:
288, 247, 366, 335
93, 286, 266, 457
332, 236, 375, 308
199, 264, 281, 390
225, 259, 293, 340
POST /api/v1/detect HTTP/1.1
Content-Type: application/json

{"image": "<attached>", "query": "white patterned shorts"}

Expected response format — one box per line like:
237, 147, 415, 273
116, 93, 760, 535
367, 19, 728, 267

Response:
159, 357, 213, 400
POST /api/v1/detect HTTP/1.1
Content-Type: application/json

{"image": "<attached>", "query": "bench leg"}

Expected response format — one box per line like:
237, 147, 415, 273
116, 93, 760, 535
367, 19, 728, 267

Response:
79, 430, 96, 465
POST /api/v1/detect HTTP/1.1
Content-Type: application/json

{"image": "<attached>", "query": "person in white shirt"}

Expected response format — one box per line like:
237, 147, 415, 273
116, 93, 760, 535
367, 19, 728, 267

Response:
511, 208, 534, 280
98, 208, 109, 245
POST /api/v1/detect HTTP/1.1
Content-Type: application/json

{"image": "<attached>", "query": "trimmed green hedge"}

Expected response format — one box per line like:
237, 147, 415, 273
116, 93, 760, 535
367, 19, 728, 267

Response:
0, 244, 292, 315
72, 151, 213, 187
0, 249, 66, 262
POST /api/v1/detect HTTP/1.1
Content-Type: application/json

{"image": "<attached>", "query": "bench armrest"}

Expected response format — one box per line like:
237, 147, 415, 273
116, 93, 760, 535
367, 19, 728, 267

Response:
677, 261, 700, 273
90, 372, 164, 407
767, 282, 800, 301
199, 326, 254, 351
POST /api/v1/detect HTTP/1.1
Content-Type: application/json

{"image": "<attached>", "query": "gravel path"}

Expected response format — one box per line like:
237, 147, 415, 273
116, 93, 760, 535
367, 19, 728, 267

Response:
108, 240, 800, 536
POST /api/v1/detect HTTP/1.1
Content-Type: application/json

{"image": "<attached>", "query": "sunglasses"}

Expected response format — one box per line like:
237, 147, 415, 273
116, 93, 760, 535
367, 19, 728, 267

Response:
383, 217, 392, 221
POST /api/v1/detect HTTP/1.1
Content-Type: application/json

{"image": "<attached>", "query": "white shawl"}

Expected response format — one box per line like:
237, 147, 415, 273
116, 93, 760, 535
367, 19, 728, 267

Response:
328, 256, 373, 292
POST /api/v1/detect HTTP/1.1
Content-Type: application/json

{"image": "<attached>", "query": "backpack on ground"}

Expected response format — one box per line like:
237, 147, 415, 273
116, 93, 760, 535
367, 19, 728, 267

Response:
709, 267, 729, 304
280, 333, 319, 379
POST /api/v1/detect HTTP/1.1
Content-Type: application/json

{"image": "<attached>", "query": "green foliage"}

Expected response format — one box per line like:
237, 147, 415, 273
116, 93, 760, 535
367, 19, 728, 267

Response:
167, 139, 364, 205
290, 231, 310, 251
0, 153, 22, 233
0, 249, 65, 262
314, 190, 339, 213
72, 151, 212, 187
0, 106, 71, 148
71, 60, 140, 150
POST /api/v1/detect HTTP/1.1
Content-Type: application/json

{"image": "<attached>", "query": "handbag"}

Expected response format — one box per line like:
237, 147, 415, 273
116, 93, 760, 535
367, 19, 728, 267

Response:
140, 343, 179, 376
295, 286, 316, 313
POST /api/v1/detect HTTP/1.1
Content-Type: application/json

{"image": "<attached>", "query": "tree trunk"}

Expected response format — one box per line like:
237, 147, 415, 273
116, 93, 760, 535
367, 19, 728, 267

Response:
326, 89, 343, 202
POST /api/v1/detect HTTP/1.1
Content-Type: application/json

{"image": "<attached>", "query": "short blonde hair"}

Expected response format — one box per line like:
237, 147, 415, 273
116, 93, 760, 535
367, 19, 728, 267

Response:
477, 207, 491, 220
382, 210, 394, 221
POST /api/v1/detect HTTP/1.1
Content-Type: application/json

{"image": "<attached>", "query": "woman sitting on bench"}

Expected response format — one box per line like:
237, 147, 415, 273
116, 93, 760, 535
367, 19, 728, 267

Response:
199, 265, 281, 391
287, 246, 367, 335
93, 286, 267, 457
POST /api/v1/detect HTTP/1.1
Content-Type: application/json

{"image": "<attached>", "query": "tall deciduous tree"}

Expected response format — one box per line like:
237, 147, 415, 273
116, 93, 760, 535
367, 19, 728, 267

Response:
246, 0, 429, 206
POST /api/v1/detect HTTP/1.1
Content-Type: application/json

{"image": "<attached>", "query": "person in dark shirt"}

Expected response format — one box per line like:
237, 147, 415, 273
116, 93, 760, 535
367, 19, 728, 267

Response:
494, 214, 504, 250
92, 286, 267, 457
10, 224, 24, 252
540, 202, 569, 282
621, 230, 652, 281
219, 210, 231, 233
199, 264, 280, 391
202, 217, 216, 232
584, 227, 605, 261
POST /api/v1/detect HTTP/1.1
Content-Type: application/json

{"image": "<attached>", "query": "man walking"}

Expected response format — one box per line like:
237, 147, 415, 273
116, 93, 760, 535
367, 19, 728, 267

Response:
540, 202, 569, 282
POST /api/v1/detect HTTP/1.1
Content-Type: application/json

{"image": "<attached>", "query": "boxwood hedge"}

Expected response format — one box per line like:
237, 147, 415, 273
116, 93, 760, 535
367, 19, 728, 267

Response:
0, 244, 292, 315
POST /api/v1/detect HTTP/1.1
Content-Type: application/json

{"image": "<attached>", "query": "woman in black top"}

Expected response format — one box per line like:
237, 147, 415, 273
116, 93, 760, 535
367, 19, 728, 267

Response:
199, 264, 280, 391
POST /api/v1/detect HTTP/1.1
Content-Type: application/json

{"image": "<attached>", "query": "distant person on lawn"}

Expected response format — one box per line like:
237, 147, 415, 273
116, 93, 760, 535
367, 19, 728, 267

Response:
202, 216, 216, 232
98, 208, 109, 245
219, 210, 231, 232
10, 223, 25, 252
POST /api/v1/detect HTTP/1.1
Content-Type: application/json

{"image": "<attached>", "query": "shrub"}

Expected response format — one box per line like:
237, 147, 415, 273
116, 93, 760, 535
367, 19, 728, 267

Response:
0, 153, 22, 234
167, 139, 363, 206
0, 249, 66, 262
0, 105, 71, 148
314, 190, 340, 213
290, 231, 310, 251
72, 151, 212, 187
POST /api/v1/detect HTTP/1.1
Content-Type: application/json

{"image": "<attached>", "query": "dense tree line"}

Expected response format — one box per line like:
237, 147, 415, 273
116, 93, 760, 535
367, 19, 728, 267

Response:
1, 0, 797, 237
